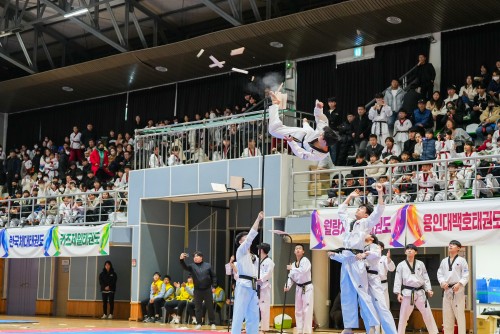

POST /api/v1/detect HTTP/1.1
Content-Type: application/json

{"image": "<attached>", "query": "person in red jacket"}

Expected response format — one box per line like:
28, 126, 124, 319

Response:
90, 141, 113, 182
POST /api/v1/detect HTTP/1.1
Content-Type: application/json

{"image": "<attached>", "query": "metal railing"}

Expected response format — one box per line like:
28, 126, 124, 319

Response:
0, 188, 128, 228
133, 108, 310, 170
292, 154, 500, 215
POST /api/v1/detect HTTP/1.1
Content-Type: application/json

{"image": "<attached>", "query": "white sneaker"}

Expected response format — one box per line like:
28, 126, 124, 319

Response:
192, 318, 197, 325
195, 324, 202, 330
211, 324, 217, 330
173, 316, 180, 324
101, 314, 107, 319
108, 314, 113, 319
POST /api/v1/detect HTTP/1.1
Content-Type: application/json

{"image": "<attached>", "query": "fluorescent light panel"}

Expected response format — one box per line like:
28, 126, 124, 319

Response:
64, 8, 89, 18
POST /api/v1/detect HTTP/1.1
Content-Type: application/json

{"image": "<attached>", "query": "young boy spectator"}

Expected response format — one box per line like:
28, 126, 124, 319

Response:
393, 109, 412, 150
380, 137, 401, 163
420, 130, 437, 161
366, 153, 386, 181
411, 162, 438, 202
351, 152, 368, 179
365, 134, 384, 159
368, 93, 393, 145
455, 141, 477, 189
352, 105, 372, 155
393, 172, 416, 203
435, 163, 465, 201
168, 146, 183, 166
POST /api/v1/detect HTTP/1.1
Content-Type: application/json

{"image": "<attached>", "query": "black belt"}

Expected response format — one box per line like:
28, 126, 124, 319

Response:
402, 284, 427, 307
296, 281, 312, 294
331, 248, 364, 255
291, 135, 306, 148
367, 269, 378, 275
296, 281, 312, 288
381, 279, 388, 284
373, 121, 387, 123
442, 282, 457, 298
239, 275, 257, 290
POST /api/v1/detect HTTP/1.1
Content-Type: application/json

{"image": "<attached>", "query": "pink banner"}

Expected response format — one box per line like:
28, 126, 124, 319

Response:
310, 200, 500, 249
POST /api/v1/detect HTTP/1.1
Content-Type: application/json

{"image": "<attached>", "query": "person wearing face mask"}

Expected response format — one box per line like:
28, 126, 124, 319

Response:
487, 70, 500, 103
75, 170, 84, 186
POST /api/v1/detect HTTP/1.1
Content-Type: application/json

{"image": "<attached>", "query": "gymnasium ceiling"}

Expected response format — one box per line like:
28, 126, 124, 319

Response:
0, 0, 499, 113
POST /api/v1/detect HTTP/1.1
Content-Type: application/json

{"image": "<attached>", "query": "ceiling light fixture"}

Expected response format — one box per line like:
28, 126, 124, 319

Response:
269, 41, 283, 48
64, 8, 89, 18
62, 86, 74, 92
386, 16, 402, 24
154, 66, 168, 72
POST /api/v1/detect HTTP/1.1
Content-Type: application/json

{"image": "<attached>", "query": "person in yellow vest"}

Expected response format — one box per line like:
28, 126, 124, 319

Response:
168, 276, 194, 324
151, 275, 175, 323
208, 285, 225, 325
140, 272, 165, 323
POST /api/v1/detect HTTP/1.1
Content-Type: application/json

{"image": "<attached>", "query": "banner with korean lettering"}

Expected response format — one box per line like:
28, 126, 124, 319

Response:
0, 224, 111, 258
47, 224, 110, 257
310, 200, 500, 250
0, 226, 51, 258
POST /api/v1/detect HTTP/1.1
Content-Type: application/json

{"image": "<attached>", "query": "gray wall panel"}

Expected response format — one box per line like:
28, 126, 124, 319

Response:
85, 257, 98, 300
69, 257, 87, 300
228, 157, 262, 188
263, 155, 281, 217
285, 216, 310, 234
131, 225, 140, 301
168, 226, 187, 282
128, 170, 145, 226
198, 161, 228, 193
171, 164, 198, 195
141, 199, 169, 225
110, 226, 132, 245
144, 167, 171, 198
138, 223, 169, 300
37, 257, 53, 300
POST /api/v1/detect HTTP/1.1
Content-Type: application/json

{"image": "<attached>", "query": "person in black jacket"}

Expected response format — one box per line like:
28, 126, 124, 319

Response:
413, 54, 436, 101
5, 150, 21, 196
324, 97, 345, 165
99, 260, 117, 319
180, 251, 217, 329
352, 105, 372, 155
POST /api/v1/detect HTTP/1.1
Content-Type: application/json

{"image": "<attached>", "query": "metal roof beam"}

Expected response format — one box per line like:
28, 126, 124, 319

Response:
248, 0, 261, 21
198, 0, 241, 26
129, 0, 181, 37
40, 0, 127, 53
0, 47, 35, 73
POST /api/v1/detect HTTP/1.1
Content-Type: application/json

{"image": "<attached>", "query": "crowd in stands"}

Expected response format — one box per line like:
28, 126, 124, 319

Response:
140, 272, 227, 325
0, 124, 131, 226
316, 56, 500, 207
3, 55, 499, 222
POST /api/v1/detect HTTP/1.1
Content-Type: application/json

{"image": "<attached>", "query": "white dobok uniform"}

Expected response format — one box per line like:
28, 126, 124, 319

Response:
394, 260, 439, 334
287, 257, 314, 334
437, 255, 469, 334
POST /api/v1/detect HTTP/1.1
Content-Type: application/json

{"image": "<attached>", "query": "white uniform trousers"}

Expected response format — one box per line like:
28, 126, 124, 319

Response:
232, 284, 259, 334
259, 286, 271, 331
268, 105, 307, 140
341, 257, 379, 329
294, 283, 314, 334
397, 294, 438, 334
442, 287, 466, 334
367, 274, 397, 334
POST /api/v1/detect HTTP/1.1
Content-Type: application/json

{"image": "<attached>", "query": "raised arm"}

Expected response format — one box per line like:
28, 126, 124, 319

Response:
365, 183, 385, 230
236, 211, 264, 258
